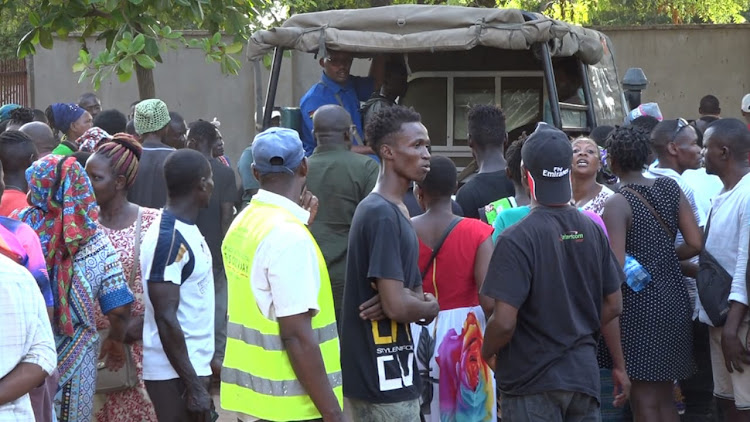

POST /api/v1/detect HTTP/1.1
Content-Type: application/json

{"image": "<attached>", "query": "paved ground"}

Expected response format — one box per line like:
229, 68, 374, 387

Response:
214, 395, 237, 422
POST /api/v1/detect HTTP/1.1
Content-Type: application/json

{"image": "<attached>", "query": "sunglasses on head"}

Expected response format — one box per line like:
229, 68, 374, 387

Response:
672, 118, 689, 140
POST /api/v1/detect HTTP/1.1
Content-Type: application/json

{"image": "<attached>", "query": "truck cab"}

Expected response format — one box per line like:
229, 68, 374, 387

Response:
248, 5, 631, 171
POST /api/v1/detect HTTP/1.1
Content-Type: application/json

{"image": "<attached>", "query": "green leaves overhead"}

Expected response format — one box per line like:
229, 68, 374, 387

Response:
14, 0, 254, 91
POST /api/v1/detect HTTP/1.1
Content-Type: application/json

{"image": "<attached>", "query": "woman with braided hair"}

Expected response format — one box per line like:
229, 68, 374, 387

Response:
601, 125, 702, 422
86, 133, 159, 421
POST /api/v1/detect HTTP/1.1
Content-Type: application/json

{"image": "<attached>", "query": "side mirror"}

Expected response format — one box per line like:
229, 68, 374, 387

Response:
622, 68, 649, 111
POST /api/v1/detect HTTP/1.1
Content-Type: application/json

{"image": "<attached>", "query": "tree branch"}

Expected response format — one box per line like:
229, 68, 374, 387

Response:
84, 7, 112, 19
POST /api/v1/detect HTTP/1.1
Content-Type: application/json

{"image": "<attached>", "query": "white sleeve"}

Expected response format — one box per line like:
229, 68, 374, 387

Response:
728, 198, 750, 307
264, 225, 322, 318
23, 282, 57, 375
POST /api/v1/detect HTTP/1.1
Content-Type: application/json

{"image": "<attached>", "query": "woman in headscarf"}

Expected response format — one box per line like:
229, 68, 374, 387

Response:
12, 154, 134, 422
410, 155, 496, 422
571, 136, 614, 216
76, 126, 112, 152
45, 103, 93, 155
86, 133, 159, 422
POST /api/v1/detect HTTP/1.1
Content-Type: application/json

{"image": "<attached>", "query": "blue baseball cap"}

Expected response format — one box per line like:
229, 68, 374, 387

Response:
252, 127, 305, 175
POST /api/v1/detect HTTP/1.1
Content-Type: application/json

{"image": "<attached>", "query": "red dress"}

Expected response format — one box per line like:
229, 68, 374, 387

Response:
418, 218, 493, 310
413, 217, 496, 421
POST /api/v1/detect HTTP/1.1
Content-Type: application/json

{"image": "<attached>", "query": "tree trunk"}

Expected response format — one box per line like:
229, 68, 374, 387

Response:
135, 63, 156, 100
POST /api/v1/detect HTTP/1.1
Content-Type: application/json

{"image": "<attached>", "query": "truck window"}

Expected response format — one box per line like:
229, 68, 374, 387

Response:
402, 72, 544, 170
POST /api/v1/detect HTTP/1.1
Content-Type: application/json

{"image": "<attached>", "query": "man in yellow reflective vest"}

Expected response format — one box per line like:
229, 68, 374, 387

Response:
221, 127, 345, 422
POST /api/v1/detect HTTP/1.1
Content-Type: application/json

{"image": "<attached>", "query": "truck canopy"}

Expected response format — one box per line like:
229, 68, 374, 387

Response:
246, 5, 606, 65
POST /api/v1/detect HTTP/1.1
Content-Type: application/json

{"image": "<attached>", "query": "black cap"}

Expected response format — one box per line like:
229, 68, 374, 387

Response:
521, 122, 573, 206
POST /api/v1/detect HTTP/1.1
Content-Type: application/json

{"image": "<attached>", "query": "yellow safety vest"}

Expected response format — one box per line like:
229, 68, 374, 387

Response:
220, 200, 343, 421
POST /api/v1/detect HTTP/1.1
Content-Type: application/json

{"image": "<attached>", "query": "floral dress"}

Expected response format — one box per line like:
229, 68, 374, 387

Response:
581, 185, 614, 216
93, 207, 159, 422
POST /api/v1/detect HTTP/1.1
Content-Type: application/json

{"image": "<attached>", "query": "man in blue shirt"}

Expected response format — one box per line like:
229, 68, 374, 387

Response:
300, 50, 382, 157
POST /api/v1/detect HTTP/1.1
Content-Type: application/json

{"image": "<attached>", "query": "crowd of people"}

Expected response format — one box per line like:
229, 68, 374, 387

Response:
1, 48, 749, 422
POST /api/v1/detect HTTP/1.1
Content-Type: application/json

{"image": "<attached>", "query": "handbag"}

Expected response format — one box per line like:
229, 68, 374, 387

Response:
95, 208, 141, 394
696, 213, 732, 327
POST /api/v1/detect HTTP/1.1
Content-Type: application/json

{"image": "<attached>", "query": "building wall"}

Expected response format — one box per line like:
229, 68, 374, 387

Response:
31, 25, 750, 166
31, 35, 295, 168
600, 24, 750, 121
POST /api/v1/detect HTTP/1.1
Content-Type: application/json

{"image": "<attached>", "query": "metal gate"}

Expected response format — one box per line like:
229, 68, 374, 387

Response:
0, 59, 28, 106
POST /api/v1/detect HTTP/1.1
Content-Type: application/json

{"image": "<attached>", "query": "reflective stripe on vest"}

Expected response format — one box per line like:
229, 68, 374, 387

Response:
226, 321, 338, 351
222, 367, 342, 396
220, 200, 343, 421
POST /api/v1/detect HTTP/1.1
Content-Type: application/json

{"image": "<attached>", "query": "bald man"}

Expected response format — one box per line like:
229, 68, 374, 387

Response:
306, 105, 379, 323
19, 122, 57, 158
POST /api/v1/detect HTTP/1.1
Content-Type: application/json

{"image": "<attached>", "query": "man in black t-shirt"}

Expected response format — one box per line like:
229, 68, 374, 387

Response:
480, 123, 628, 421
342, 106, 439, 421
455, 105, 515, 219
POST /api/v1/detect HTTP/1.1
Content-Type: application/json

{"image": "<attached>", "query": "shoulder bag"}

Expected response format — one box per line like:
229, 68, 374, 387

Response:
621, 186, 675, 240
96, 208, 141, 394
696, 213, 732, 327
421, 217, 462, 284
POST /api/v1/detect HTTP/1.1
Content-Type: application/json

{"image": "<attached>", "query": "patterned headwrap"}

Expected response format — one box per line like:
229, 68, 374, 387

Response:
0, 104, 21, 121
95, 133, 143, 188
51, 103, 86, 134
13, 155, 98, 336
76, 126, 111, 152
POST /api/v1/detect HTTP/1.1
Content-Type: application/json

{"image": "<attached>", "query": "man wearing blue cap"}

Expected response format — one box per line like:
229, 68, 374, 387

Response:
220, 127, 344, 422
480, 123, 628, 421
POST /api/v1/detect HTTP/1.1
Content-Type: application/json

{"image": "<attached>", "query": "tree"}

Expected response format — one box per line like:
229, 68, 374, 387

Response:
0, 0, 37, 59
11, 0, 267, 99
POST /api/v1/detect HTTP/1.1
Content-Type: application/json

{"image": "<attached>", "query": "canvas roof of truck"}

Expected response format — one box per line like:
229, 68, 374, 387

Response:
246, 5, 606, 65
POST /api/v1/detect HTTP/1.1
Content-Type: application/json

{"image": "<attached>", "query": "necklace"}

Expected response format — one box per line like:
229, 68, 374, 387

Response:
4, 185, 24, 192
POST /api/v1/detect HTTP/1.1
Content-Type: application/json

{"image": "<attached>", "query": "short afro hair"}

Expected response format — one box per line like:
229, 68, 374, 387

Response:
699, 95, 720, 115
630, 115, 660, 134
606, 125, 652, 172
164, 149, 211, 197
504, 136, 526, 186
467, 105, 506, 149
418, 155, 456, 197
705, 118, 750, 161
365, 105, 421, 159
93, 109, 127, 135
187, 120, 219, 146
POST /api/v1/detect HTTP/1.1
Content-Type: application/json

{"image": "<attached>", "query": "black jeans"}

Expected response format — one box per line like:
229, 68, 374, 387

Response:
145, 376, 213, 422
679, 319, 716, 419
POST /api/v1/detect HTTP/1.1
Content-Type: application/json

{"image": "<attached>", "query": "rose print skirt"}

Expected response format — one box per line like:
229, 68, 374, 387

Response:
411, 305, 496, 422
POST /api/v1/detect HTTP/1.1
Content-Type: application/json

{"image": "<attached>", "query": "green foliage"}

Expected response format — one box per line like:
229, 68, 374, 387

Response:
10, 0, 261, 89
500, 0, 750, 25
0, 0, 38, 59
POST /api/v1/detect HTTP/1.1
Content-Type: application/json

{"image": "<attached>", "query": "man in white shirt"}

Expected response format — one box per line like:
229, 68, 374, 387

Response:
648, 119, 715, 418
141, 149, 216, 422
220, 127, 344, 422
702, 118, 750, 419
0, 254, 57, 421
